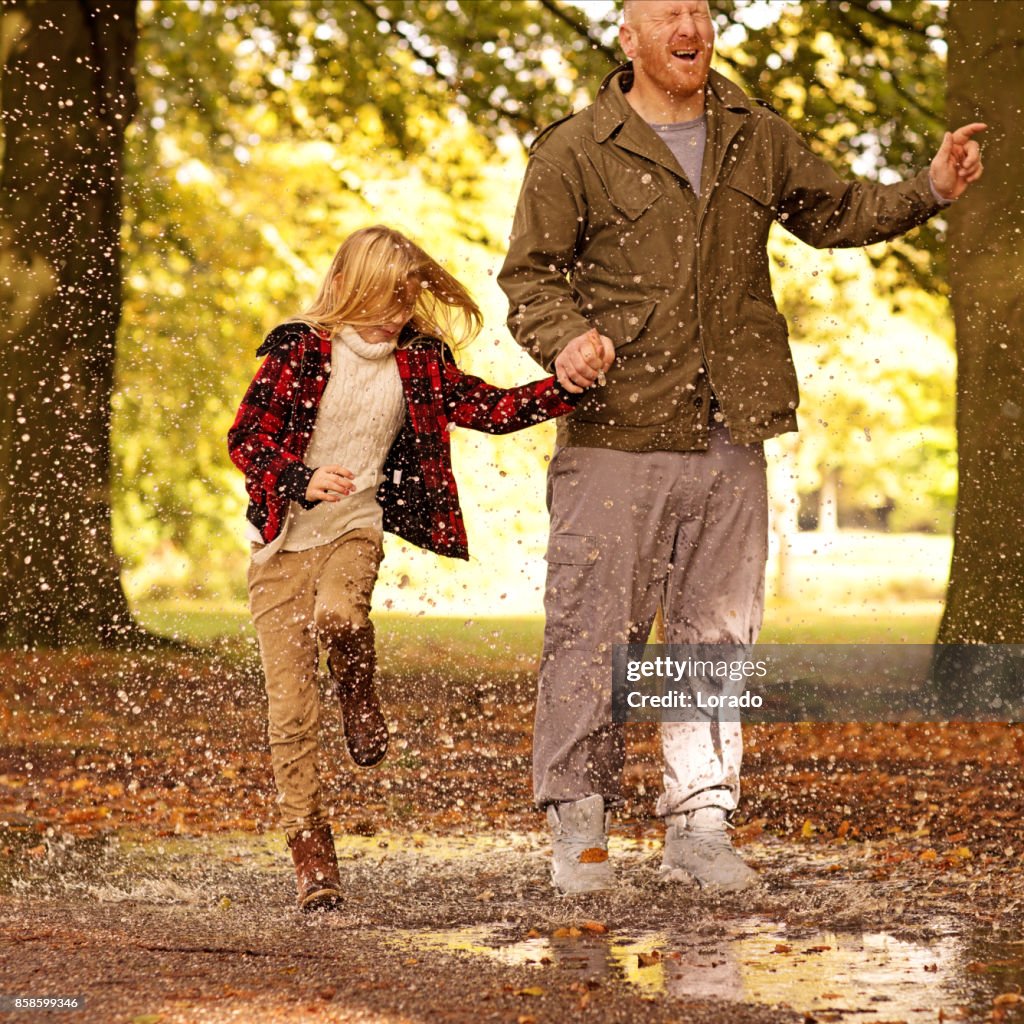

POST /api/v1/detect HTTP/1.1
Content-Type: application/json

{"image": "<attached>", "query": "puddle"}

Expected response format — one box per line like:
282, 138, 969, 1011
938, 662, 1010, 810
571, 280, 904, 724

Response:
5, 823, 1023, 1020
390, 918, 1024, 1021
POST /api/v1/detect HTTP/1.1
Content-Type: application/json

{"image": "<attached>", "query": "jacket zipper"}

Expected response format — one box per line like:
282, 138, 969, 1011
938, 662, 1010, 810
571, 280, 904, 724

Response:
694, 204, 725, 431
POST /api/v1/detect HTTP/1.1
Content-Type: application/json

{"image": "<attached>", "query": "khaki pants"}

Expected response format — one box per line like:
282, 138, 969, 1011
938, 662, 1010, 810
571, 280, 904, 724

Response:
534, 425, 768, 816
247, 528, 383, 839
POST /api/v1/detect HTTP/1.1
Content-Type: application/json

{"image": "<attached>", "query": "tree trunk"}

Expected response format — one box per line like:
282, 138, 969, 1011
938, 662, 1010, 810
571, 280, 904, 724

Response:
816, 466, 840, 534
0, 0, 142, 646
938, 1, 1024, 646
934, 1, 1024, 702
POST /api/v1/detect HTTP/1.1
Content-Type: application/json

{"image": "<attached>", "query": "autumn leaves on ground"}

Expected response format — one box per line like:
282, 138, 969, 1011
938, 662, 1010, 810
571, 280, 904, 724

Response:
2, 640, 1022, 876
2, 638, 1024, 1024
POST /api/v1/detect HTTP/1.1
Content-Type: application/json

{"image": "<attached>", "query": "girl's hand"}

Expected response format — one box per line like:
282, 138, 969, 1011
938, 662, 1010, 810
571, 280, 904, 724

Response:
306, 465, 355, 502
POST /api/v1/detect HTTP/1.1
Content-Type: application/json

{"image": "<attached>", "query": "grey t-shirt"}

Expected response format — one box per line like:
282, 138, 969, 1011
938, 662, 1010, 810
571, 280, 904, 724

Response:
650, 114, 707, 196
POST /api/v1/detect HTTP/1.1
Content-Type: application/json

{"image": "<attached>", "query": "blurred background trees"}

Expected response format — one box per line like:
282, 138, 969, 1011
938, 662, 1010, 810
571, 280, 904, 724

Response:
1, 0, 1019, 646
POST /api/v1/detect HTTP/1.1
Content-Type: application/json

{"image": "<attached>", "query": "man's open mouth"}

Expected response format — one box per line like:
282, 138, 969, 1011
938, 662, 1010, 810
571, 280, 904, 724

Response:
672, 49, 700, 62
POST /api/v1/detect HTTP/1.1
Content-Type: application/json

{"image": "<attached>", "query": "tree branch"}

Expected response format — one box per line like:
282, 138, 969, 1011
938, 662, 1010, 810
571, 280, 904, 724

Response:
349, 0, 534, 135
843, 0, 932, 38
350, 0, 459, 92
535, 0, 620, 67
833, 6, 943, 128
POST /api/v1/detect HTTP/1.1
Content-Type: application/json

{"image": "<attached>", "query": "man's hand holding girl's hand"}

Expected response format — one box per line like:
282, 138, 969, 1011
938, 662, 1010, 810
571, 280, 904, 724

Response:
555, 327, 616, 394
306, 465, 355, 502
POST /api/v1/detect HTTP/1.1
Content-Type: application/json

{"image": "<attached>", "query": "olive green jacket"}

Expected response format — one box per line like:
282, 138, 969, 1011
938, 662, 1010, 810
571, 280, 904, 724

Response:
498, 65, 944, 450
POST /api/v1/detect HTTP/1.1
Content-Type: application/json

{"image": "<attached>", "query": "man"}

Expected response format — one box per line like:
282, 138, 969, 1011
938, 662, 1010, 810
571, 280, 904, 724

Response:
498, 0, 983, 895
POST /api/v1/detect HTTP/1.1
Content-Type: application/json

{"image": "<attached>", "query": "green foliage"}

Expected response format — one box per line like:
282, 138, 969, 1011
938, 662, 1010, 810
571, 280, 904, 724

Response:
111, 0, 956, 609
769, 230, 956, 532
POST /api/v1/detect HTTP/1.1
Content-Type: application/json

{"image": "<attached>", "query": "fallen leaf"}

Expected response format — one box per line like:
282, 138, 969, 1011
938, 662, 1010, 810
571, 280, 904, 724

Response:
994, 994, 1022, 1007
637, 951, 661, 967
553, 927, 582, 939
516, 986, 544, 997
773, 944, 793, 954
579, 848, 608, 864
580, 920, 608, 934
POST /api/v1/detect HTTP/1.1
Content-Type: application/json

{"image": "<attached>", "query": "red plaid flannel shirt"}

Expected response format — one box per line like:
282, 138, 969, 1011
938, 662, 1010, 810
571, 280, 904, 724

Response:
227, 322, 576, 559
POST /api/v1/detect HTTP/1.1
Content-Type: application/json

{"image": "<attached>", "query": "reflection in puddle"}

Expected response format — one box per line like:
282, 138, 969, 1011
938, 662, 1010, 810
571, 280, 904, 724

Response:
392, 919, 974, 1022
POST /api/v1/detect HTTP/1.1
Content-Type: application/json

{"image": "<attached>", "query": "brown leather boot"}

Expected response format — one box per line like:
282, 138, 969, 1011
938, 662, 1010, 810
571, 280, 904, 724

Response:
328, 624, 389, 768
288, 823, 343, 912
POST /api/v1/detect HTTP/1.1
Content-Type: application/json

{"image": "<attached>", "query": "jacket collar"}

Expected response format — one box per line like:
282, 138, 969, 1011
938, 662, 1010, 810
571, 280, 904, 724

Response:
592, 64, 753, 205
593, 63, 751, 141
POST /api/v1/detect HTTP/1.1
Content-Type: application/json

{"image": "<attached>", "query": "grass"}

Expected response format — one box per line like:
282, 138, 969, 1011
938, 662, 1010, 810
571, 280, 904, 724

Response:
132, 598, 943, 681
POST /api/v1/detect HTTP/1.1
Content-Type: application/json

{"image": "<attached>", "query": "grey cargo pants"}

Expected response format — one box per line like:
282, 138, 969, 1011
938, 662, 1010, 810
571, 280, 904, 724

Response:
534, 424, 768, 816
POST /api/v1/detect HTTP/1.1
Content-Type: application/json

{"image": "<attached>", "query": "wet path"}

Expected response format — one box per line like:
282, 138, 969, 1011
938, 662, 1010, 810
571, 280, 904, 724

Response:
2, 828, 1022, 1023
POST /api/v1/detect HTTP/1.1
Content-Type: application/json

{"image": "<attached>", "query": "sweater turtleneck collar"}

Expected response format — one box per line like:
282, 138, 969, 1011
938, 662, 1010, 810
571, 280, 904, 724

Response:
336, 324, 398, 360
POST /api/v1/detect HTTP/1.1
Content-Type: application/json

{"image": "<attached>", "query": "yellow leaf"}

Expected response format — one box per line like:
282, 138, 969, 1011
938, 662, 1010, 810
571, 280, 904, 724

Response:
516, 987, 544, 997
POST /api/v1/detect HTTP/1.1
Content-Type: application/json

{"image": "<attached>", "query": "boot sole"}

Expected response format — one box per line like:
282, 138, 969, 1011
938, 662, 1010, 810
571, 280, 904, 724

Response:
551, 869, 615, 895
347, 734, 389, 768
659, 862, 758, 892
299, 887, 345, 912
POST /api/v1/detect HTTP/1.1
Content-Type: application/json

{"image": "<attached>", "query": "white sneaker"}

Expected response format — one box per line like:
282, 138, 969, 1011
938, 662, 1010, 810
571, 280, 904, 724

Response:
661, 807, 757, 892
547, 795, 614, 894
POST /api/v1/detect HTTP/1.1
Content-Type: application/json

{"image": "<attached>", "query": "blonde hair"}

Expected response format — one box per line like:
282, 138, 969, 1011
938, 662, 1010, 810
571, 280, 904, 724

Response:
292, 225, 482, 350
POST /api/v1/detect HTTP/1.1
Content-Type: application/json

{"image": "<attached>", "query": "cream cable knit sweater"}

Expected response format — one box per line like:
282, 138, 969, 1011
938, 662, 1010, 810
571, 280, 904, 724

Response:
249, 325, 405, 562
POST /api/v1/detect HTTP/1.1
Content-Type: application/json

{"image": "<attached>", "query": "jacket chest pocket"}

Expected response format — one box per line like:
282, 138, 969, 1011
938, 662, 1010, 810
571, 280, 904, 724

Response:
720, 151, 776, 283
723, 136, 776, 211
583, 139, 663, 221
729, 165, 774, 209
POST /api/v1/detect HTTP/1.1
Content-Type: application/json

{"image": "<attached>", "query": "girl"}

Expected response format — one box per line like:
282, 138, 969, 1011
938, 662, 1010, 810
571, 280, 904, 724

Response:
227, 225, 583, 911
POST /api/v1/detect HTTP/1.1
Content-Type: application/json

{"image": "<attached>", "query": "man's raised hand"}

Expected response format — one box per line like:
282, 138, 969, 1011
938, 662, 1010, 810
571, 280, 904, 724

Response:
930, 123, 986, 201
555, 327, 616, 394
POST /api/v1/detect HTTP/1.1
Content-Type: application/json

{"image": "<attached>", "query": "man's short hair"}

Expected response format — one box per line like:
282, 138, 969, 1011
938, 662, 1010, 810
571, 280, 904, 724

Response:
622, 0, 713, 22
